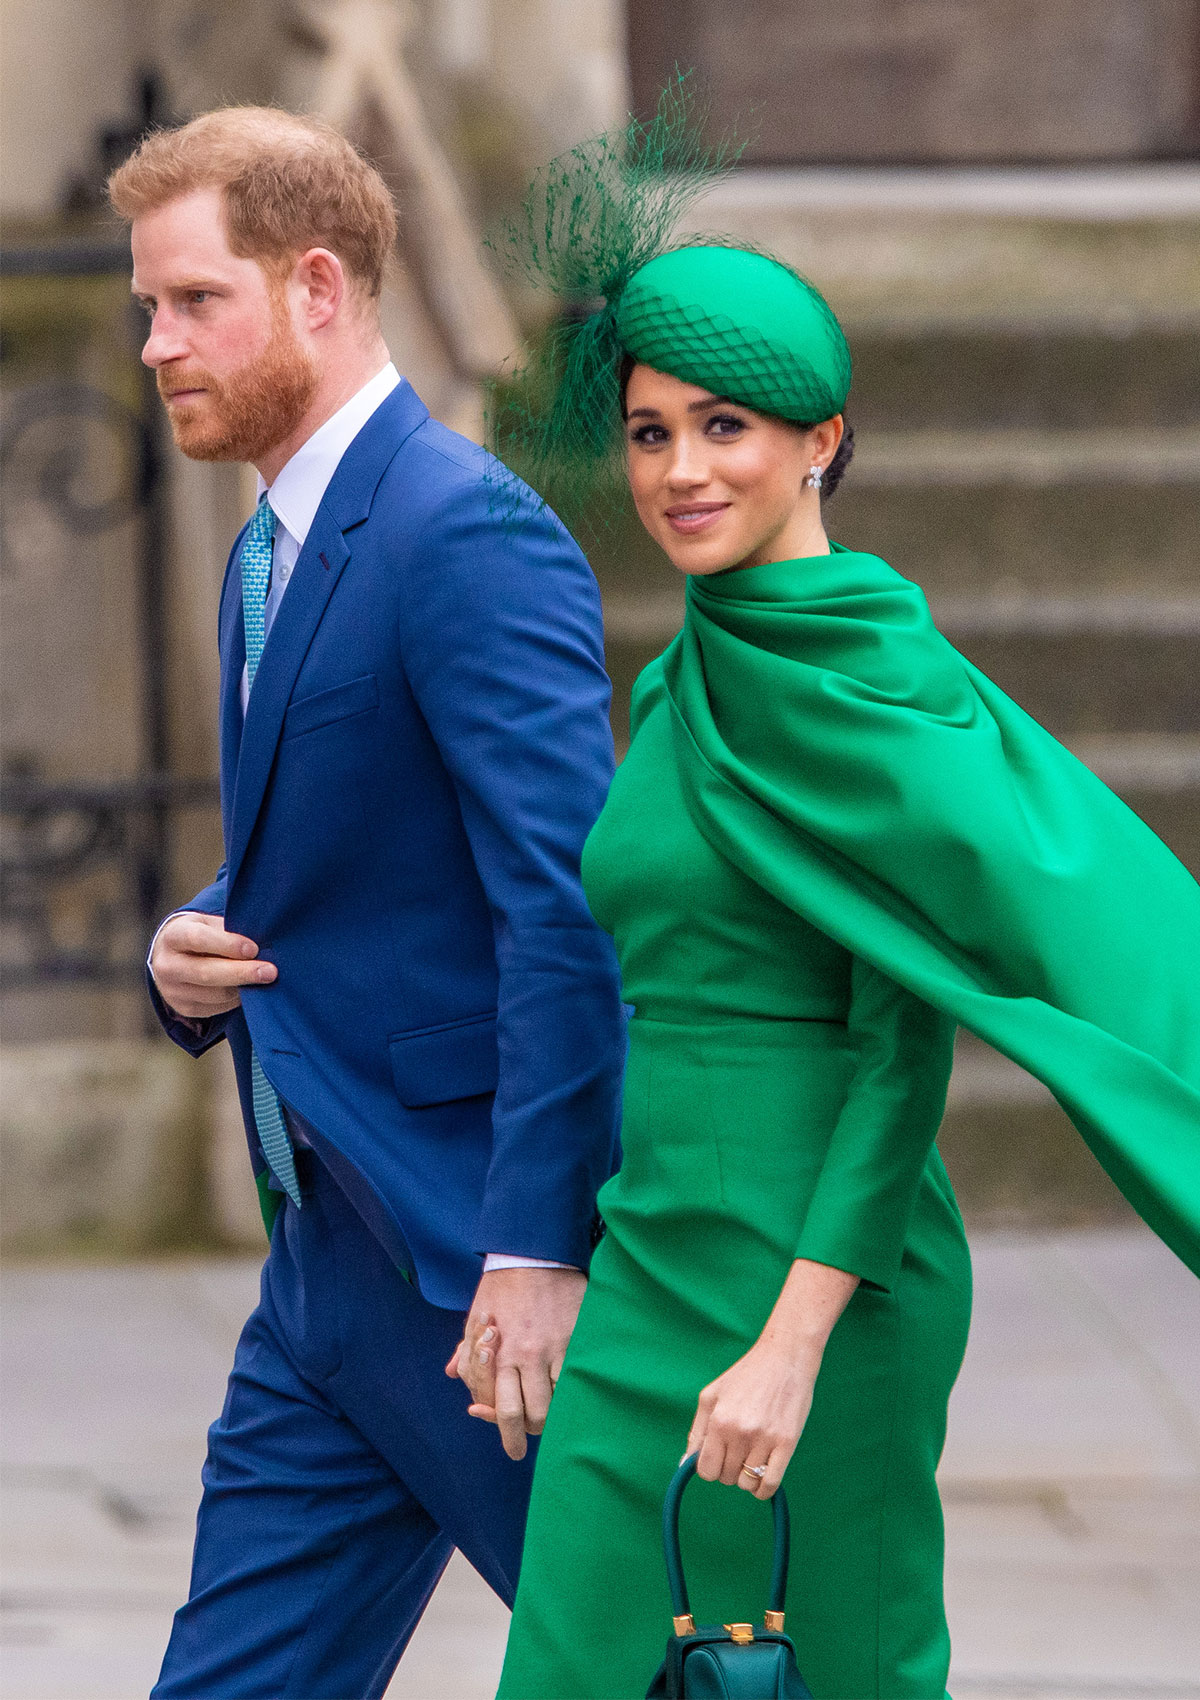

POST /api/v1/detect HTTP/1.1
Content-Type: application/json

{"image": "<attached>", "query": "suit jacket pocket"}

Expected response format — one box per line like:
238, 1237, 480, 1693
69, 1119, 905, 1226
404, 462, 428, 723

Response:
388, 1012, 499, 1108
283, 673, 378, 739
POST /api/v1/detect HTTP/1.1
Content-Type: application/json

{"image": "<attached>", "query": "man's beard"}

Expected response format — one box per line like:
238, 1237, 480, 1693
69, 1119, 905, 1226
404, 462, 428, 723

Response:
158, 306, 319, 464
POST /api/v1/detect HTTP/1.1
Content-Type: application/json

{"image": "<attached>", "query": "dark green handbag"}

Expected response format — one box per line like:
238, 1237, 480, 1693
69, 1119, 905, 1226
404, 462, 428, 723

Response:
646, 1454, 813, 1699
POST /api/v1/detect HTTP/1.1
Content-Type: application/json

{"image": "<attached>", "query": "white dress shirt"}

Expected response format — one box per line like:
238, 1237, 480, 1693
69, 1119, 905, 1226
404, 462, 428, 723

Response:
243, 360, 402, 709
160, 361, 568, 1272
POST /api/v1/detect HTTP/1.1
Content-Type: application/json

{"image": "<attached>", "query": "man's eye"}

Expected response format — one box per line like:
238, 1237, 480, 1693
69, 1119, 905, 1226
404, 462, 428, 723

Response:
189, 291, 211, 304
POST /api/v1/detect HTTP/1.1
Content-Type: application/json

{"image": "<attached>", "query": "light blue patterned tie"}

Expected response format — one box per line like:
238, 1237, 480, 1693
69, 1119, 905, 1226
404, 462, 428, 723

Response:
240, 495, 301, 1208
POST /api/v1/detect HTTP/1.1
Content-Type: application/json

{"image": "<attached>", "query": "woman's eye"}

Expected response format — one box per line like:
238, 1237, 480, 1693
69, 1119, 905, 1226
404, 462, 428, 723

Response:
708, 413, 746, 437
630, 423, 668, 446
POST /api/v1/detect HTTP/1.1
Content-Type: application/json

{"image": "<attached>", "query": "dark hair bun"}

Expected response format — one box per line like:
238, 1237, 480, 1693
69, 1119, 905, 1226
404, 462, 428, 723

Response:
822, 420, 853, 501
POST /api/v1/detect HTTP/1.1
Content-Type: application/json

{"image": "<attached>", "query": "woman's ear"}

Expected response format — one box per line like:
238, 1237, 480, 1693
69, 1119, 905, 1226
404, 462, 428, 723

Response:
810, 415, 844, 470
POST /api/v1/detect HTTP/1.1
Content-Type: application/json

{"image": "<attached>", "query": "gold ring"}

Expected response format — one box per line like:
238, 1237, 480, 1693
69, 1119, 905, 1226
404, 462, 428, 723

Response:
741, 1464, 766, 1479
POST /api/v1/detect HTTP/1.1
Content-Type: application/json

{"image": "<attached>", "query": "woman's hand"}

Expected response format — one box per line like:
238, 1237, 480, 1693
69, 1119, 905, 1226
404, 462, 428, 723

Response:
446, 1309, 499, 1418
686, 1337, 821, 1500
686, 1258, 861, 1500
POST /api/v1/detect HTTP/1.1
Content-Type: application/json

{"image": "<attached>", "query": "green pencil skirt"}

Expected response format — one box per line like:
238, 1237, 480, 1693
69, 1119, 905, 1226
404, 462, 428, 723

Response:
497, 1016, 972, 1700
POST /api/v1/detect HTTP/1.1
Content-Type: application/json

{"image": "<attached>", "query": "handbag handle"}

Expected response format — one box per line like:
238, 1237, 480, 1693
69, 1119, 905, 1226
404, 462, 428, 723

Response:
662, 1453, 791, 1633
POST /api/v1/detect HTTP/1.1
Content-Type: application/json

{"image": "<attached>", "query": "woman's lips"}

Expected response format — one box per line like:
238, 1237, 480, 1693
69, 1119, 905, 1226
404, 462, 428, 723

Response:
664, 503, 730, 536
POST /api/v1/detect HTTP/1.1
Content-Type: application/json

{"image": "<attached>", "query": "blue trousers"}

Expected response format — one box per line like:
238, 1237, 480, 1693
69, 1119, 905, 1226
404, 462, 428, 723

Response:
153, 1150, 535, 1699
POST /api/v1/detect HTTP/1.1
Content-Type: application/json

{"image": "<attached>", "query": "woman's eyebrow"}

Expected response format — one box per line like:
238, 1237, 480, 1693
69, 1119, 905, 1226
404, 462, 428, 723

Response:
627, 395, 729, 421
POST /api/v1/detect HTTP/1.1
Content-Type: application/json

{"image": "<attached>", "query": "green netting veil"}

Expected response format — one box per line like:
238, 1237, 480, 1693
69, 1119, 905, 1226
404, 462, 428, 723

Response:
487, 77, 851, 534
616, 246, 851, 425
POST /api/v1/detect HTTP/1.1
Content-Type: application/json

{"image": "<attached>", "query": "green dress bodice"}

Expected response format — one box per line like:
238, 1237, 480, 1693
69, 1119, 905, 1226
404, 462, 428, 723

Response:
583, 683, 852, 1024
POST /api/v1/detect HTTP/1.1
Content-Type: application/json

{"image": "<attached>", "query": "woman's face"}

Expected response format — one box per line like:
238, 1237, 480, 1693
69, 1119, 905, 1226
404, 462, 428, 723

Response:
624, 363, 843, 576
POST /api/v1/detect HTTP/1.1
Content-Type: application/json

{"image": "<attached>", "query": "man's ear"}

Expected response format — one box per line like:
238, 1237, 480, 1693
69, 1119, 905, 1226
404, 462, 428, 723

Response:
294, 247, 344, 332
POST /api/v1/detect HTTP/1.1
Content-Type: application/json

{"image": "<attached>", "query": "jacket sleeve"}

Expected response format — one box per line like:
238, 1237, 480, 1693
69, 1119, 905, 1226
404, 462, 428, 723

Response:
794, 957, 956, 1291
396, 467, 626, 1269
146, 866, 238, 1058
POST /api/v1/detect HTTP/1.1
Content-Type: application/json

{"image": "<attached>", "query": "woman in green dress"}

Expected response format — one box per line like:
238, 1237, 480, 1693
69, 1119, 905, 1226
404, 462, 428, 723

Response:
462, 117, 1200, 1700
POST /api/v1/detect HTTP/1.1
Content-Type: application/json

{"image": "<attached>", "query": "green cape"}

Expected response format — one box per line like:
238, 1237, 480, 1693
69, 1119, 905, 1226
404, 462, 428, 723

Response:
647, 545, 1200, 1276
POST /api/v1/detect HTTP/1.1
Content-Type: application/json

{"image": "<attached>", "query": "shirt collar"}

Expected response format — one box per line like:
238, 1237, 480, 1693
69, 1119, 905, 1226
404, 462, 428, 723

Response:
257, 362, 401, 546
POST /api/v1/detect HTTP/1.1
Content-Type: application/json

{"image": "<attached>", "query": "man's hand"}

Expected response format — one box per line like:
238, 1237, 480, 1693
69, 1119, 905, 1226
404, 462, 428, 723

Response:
150, 912, 277, 1019
445, 1266, 586, 1460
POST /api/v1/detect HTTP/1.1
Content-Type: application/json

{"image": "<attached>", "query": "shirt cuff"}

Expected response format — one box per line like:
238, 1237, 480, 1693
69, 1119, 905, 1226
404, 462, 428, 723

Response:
146, 914, 178, 975
147, 912, 209, 1037
483, 1253, 576, 1272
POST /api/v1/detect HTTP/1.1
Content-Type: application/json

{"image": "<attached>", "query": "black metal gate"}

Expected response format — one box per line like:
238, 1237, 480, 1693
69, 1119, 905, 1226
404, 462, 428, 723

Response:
1, 239, 219, 1023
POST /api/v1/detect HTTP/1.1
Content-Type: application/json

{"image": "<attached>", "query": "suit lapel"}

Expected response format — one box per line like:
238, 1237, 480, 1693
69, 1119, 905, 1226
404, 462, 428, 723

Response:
217, 542, 247, 852
225, 514, 350, 885
222, 379, 430, 890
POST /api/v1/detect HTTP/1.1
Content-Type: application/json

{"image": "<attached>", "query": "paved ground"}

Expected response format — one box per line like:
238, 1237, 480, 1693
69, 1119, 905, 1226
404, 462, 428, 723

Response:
2, 1226, 1198, 1700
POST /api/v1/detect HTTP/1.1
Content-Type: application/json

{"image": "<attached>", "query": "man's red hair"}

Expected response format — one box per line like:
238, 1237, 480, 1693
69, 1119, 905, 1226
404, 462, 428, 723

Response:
109, 107, 397, 300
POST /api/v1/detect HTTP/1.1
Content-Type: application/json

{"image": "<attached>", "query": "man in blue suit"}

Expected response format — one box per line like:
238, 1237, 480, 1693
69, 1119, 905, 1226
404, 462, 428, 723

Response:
111, 106, 625, 1698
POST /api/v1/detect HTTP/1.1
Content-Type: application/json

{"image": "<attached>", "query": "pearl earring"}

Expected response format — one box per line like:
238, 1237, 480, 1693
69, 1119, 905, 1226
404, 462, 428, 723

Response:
805, 464, 824, 492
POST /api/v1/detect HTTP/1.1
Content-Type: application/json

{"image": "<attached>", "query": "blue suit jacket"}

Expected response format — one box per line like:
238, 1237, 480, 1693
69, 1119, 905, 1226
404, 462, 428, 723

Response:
152, 381, 626, 1308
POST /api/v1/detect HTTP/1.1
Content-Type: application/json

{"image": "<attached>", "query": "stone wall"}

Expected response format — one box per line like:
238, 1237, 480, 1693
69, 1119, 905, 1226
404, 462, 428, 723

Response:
0, 1040, 209, 1252
0, 0, 138, 216
629, 0, 1200, 162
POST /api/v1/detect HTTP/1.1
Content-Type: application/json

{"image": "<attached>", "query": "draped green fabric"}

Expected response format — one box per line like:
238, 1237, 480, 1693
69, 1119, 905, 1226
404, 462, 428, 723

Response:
657, 544, 1200, 1276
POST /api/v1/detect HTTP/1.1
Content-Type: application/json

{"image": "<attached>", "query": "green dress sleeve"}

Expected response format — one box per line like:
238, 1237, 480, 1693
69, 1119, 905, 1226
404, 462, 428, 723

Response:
796, 959, 956, 1292
662, 546, 1200, 1278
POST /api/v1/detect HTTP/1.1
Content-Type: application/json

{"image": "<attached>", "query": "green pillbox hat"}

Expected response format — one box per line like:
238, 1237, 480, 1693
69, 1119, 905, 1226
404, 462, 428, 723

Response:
616, 245, 852, 423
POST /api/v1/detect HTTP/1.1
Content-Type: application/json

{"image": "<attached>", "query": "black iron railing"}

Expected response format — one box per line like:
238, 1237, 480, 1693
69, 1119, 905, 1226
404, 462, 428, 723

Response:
0, 770, 219, 985
1, 239, 219, 998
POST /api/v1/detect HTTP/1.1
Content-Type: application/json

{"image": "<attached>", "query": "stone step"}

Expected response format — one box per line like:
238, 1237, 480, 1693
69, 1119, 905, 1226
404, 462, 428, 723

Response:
939, 1032, 1134, 1229
1069, 737, 1200, 875
834, 424, 1200, 601
834, 479, 1199, 599
938, 599, 1200, 737
849, 426, 1200, 486
848, 322, 1200, 432
688, 175, 1200, 342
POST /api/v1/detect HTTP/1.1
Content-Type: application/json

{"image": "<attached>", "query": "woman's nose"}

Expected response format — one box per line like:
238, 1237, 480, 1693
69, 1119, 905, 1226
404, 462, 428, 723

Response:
664, 438, 709, 488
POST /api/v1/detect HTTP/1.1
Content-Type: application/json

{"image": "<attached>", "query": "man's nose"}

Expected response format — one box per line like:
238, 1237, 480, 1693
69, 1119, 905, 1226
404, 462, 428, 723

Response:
140, 308, 189, 369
